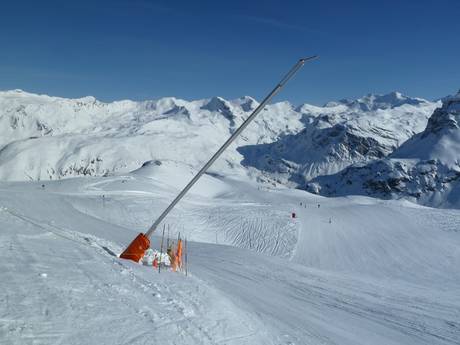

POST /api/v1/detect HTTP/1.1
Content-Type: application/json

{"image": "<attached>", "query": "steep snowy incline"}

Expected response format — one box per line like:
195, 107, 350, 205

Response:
308, 90, 460, 208
1, 166, 459, 344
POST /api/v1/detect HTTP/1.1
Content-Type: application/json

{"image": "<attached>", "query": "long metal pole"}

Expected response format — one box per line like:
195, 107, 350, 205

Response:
145, 56, 317, 238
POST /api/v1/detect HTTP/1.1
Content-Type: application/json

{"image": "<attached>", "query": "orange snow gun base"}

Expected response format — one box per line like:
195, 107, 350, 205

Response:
119, 233, 150, 262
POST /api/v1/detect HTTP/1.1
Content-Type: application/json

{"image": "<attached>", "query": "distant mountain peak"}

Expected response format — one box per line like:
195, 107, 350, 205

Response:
422, 90, 460, 137
201, 96, 231, 111
200, 96, 236, 123
324, 92, 427, 111
442, 90, 460, 109
231, 96, 259, 112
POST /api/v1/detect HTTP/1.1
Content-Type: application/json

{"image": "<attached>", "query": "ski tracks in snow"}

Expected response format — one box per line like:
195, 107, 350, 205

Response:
192, 244, 460, 345
176, 203, 299, 258
0, 206, 270, 345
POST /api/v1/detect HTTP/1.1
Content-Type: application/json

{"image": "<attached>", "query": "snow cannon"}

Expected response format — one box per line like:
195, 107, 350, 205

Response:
119, 233, 150, 262
119, 56, 317, 264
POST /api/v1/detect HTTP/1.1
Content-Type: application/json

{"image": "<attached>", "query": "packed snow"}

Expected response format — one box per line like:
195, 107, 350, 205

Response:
0, 163, 459, 344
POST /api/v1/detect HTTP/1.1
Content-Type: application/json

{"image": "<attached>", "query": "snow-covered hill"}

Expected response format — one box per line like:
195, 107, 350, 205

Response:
1, 166, 459, 344
308, 90, 460, 208
0, 90, 437, 186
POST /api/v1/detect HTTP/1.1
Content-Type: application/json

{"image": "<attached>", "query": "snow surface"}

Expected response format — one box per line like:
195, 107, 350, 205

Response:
1, 163, 459, 344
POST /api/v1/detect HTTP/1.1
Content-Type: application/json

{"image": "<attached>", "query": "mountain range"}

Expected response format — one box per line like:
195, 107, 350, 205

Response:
2, 88, 460, 208
307, 90, 460, 208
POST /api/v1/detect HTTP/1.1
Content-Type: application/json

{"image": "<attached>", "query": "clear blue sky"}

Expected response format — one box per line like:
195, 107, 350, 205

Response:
1, 0, 459, 105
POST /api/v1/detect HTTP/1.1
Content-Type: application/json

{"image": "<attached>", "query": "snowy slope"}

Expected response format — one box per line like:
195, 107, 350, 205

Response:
0, 90, 436, 186
308, 90, 460, 208
1, 164, 459, 344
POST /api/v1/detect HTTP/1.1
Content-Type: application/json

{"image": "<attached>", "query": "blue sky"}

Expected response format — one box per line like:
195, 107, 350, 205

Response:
1, 0, 459, 105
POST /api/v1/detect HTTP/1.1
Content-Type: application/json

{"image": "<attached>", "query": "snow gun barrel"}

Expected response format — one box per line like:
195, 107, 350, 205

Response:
120, 56, 318, 262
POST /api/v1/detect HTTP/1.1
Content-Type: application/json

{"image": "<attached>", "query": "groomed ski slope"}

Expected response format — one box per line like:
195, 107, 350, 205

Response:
0, 167, 459, 344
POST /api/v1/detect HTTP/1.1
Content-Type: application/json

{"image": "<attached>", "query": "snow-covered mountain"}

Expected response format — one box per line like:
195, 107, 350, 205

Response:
238, 92, 438, 186
0, 90, 304, 181
307, 90, 460, 208
0, 90, 437, 186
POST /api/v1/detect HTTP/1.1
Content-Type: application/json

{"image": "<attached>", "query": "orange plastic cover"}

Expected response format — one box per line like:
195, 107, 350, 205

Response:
176, 239, 183, 269
120, 233, 150, 262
